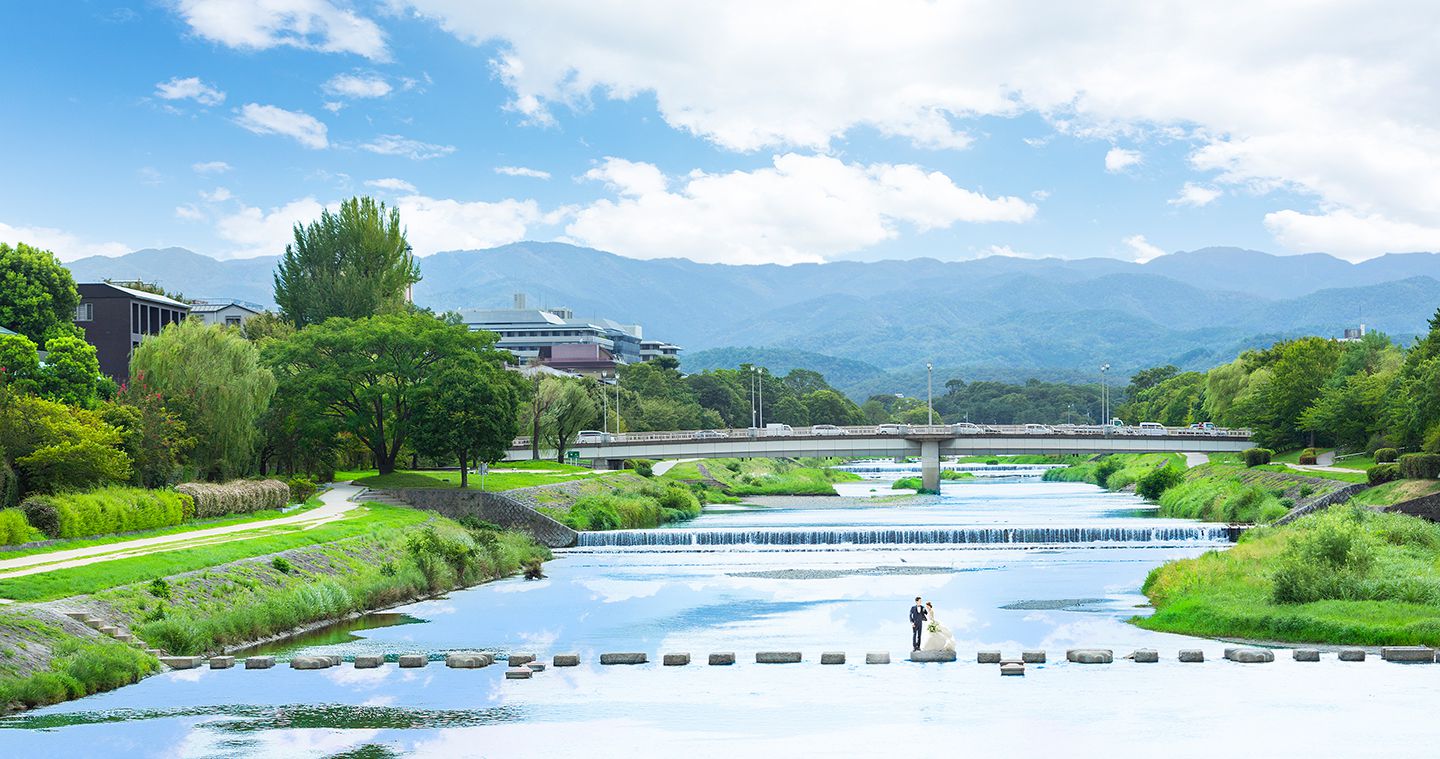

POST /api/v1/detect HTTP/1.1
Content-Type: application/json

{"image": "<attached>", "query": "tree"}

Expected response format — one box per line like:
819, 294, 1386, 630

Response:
0, 333, 42, 395
1388, 308, 1440, 450
239, 311, 296, 343
273, 197, 421, 328
0, 242, 81, 345
0, 390, 131, 496
538, 377, 598, 463
37, 335, 103, 407
803, 388, 865, 425
265, 313, 503, 475
102, 390, 194, 488
412, 362, 525, 487
130, 319, 275, 480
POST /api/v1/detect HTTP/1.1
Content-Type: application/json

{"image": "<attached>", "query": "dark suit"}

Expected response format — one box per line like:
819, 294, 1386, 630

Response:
910, 604, 928, 650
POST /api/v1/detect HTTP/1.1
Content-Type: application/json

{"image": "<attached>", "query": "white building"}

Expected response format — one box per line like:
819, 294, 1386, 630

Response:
459, 293, 681, 375
188, 300, 264, 328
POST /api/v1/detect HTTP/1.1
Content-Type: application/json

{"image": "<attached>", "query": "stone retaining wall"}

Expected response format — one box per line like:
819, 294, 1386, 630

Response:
1273, 482, 1370, 526
1387, 491, 1440, 522
389, 488, 578, 548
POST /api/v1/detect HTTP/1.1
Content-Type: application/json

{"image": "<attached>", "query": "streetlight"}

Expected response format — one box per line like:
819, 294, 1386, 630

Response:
926, 363, 933, 425
1100, 363, 1111, 427
757, 366, 764, 429
750, 366, 758, 430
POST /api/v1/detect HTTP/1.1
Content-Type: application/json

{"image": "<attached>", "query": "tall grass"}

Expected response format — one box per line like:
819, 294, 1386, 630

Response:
0, 637, 157, 710
1157, 478, 1288, 523
544, 481, 702, 531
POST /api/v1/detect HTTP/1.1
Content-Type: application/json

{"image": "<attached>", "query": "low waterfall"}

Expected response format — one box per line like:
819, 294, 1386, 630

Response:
575, 525, 1233, 548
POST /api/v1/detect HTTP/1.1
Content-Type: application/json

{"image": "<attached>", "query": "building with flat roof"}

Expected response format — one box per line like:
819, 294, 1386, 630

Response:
74, 283, 190, 380
188, 299, 264, 328
458, 293, 681, 375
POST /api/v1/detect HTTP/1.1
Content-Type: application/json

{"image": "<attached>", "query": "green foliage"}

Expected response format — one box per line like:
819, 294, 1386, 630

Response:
1367, 463, 1400, 486
1119, 369, 1207, 427
37, 335, 103, 407
1094, 457, 1122, 488
285, 475, 318, 503
273, 196, 421, 328
0, 636, 157, 711
129, 319, 275, 480
0, 333, 43, 394
0, 241, 80, 345
270, 556, 292, 574
175, 479, 290, 518
20, 487, 187, 539
0, 454, 16, 510
1398, 453, 1440, 479
148, 578, 171, 600
410, 360, 524, 487
1157, 478, 1287, 523
105, 386, 193, 488
1297, 453, 1318, 465
935, 377, 1099, 425
1272, 510, 1378, 604
625, 459, 655, 477
405, 523, 480, 589
0, 507, 31, 545
537, 376, 599, 463
1136, 464, 1184, 500
1243, 447, 1273, 467
0, 392, 132, 496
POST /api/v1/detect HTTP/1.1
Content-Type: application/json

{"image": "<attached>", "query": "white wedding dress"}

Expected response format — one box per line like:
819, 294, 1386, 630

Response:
919, 607, 957, 652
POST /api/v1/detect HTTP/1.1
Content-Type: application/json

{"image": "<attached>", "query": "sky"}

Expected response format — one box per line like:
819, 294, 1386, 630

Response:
2, 1, 1439, 266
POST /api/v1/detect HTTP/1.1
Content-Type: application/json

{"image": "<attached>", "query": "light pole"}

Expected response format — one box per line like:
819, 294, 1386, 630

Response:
750, 366, 758, 429
926, 363, 933, 425
601, 372, 609, 434
1100, 363, 1111, 427
757, 367, 764, 429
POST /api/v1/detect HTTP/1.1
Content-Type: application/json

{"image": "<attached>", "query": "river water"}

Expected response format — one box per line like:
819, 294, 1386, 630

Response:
2, 472, 1435, 757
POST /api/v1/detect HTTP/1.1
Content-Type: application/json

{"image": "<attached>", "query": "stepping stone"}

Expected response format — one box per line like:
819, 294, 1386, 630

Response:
1292, 649, 1321, 662
553, 654, 580, 667
909, 650, 956, 662
244, 656, 275, 669
1338, 649, 1366, 662
820, 652, 846, 665
99, 626, 119, 637
289, 655, 334, 670
977, 651, 1002, 664
1022, 650, 1046, 663
1066, 649, 1113, 664
755, 651, 802, 664
353, 655, 384, 669
504, 666, 533, 680
1131, 649, 1159, 663
1381, 646, 1435, 662
1224, 648, 1274, 663
446, 652, 493, 669
64, 612, 90, 622
508, 653, 536, 666
527, 662, 546, 672
1178, 649, 1205, 663
865, 652, 890, 664
600, 652, 647, 665
144, 648, 164, 657
708, 652, 736, 666
398, 654, 428, 668
208, 656, 234, 669
159, 656, 203, 670
662, 653, 690, 666
1000, 662, 1025, 676
85, 618, 105, 630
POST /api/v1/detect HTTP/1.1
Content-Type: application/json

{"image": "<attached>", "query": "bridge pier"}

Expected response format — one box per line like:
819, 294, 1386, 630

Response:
920, 440, 940, 492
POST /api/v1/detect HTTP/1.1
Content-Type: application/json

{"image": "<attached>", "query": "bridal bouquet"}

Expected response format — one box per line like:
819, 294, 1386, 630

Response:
927, 622, 939, 633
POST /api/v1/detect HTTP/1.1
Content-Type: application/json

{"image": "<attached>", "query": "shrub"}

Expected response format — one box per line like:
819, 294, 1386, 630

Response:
625, 459, 655, 477
285, 476, 318, 504
1297, 454, 1318, 465
1367, 463, 1401, 486
0, 508, 30, 545
1136, 465, 1184, 501
655, 483, 701, 521
1271, 510, 1377, 604
271, 556, 292, 574
148, 578, 170, 600
1375, 448, 1399, 464
1093, 457, 1122, 488
19, 487, 186, 539
1398, 453, 1440, 480
175, 479, 289, 517
176, 492, 195, 521
0, 456, 16, 510
1243, 448, 1273, 467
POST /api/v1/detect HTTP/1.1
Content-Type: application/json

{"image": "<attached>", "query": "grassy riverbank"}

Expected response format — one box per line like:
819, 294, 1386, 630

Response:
339, 462, 607, 492
1041, 453, 1181, 490
892, 471, 976, 490
663, 458, 862, 496
1136, 505, 1440, 645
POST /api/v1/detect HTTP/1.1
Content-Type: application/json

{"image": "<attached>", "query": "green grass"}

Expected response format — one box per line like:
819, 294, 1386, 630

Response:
892, 471, 976, 490
1136, 506, 1440, 645
343, 468, 607, 492
1041, 453, 1180, 490
1157, 476, 1287, 523
954, 454, 1087, 465
1252, 464, 1368, 484
0, 632, 157, 711
491, 460, 592, 472
0, 496, 324, 559
0, 505, 431, 602
1348, 479, 1440, 508
1331, 454, 1378, 470
659, 458, 860, 496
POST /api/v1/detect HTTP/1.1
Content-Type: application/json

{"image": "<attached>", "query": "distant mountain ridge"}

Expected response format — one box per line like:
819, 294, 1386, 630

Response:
63, 243, 1440, 397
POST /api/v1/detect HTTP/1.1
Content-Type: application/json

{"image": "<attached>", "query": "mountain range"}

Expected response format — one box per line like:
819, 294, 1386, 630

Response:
64, 243, 1440, 398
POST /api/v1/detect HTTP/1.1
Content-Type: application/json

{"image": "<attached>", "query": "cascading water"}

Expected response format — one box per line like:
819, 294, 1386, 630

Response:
576, 524, 1233, 547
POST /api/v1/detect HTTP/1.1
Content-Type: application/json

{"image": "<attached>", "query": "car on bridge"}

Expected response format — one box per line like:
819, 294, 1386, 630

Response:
1024, 424, 1052, 434
810, 424, 848, 436
691, 429, 728, 439
765, 423, 794, 436
951, 422, 984, 434
576, 430, 612, 444
1137, 422, 1167, 435
875, 424, 909, 434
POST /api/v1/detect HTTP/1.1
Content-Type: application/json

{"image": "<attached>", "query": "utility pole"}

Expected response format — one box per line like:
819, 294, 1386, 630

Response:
750, 366, 757, 429
601, 372, 609, 433
927, 363, 934, 425
1100, 363, 1111, 428
758, 367, 764, 429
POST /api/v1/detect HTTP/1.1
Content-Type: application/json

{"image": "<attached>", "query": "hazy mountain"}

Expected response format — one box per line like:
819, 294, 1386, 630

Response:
63, 242, 1440, 397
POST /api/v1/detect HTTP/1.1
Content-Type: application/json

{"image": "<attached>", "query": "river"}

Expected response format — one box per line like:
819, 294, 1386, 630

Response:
2, 470, 1434, 757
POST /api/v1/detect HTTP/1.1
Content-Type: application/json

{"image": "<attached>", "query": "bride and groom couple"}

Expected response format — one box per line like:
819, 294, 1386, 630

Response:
909, 596, 956, 653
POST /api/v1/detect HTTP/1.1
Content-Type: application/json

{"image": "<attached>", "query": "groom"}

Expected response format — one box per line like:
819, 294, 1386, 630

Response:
909, 596, 928, 651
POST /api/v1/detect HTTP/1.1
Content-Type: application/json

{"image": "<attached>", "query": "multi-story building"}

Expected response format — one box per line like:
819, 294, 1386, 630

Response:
188, 299, 264, 328
458, 293, 681, 375
74, 282, 190, 380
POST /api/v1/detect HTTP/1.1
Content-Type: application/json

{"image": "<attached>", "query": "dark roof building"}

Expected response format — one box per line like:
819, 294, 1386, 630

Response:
74, 283, 190, 381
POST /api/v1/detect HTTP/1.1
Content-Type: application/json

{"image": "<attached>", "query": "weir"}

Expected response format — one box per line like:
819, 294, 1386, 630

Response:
574, 525, 1234, 547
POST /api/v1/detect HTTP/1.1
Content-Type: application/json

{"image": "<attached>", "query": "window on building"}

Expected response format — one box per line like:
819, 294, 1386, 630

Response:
132, 302, 140, 334
225, 316, 241, 327
74, 302, 93, 321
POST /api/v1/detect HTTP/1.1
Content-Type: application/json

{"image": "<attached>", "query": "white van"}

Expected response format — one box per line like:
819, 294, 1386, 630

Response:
951, 422, 983, 434
1024, 424, 1052, 434
764, 423, 794, 437
1138, 422, 1167, 436
811, 424, 848, 436
576, 430, 611, 444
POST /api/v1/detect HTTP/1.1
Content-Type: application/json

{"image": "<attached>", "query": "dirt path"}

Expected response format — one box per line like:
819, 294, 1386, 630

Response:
1181, 452, 1209, 468
0, 483, 366, 581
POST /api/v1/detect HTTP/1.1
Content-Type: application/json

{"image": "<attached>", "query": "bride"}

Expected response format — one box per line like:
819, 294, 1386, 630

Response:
919, 601, 956, 652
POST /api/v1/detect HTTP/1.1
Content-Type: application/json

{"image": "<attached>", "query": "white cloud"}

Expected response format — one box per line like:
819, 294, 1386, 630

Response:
214, 197, 325, 258
200, 187, 233, 202
174, 0, 388, 60
400, 1, 1440, 259
234, 103, 329, 149
365, 177, 418, 193
980, 244, 1045, 259
154, 76, 225, 106
0, 220, 130, 261
1122, 234, 1166, 263
174, 204, 206, 221
1263, 209, 1440, 261
191, 160, 232, 174
322, 100, 344, 113
495, 165, 552, 180
395, 194, 543, 254
359, 134, 455, 160
564, 154, 1035, 264
1169, 182, 1221, 207
1104, 147, 1142, 173
323, 72, 391, 98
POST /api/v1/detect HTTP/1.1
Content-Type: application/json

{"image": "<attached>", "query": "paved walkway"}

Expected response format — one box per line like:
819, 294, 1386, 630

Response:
0, 483, 366, 581
1181, 452, 1209, 468
652, 458, 700, 476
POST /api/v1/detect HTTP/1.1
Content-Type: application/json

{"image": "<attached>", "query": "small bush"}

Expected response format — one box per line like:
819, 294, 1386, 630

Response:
271, 556, 292, 574
1243, 448, 1273, 467
1398, 453, 1440, 480
523, 558, 545, 580
175, 479, 289, 517
624, 459, 655, 477
0, 508, 31, 545
1297, 454, 1317, 465
378, 560, 397, 577
1367, 463, 1401, 486
19, 496, 59, 537
1271, 510, 1377, 604
148, 578, 170, 600
176, 492, 195, 521
20, 488, 186, 539
1136, 465, 1184, 501
285, 476, 318, 504
1375, 448, 1399, 464
1093, 457, 1122, 488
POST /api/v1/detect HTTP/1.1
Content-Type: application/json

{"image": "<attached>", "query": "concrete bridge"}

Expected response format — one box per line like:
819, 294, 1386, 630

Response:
506, 424, 1253, 490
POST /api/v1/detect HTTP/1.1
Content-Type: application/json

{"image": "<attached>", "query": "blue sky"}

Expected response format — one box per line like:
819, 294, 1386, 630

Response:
2, 1, 1436, 265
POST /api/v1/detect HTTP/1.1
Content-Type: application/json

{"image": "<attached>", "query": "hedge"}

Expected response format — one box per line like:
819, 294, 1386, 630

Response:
175, 479, 289, 518
0, 455, 16, 510
0, 508, 29, 545
286, 476, 318, 504
625, 459, 655, 477
20, 488, 187, 539
1375, 448, 1399, 464
1243, 448, 1273, 467
1398, 453, 1440, 480
1367, 463, 1400, 486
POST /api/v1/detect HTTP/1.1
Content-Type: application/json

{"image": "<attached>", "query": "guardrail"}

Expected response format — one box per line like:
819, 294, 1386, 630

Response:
508, 424, 1251, 448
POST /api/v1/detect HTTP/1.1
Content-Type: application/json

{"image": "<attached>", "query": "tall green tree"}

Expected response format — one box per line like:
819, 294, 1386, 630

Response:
37, 335, 103, 407
272, 197, 421, 328
0, 333, 42, 395
129, 319, 276, 480
0, 390, 130, 496
1388, 307, 1440, 450
538, 377, 598, 463
0, 241, 81, 344
265, 313, 503, 475
412, 362, 525, 488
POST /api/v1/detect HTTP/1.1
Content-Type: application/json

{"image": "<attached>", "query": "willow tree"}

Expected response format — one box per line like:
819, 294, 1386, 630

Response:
129, 319, 276, 480
272, 196, 422, 328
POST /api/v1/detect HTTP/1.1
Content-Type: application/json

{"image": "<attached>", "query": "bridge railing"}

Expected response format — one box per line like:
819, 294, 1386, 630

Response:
508, 423, 1251, 448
